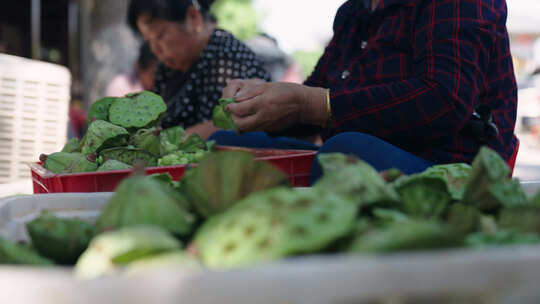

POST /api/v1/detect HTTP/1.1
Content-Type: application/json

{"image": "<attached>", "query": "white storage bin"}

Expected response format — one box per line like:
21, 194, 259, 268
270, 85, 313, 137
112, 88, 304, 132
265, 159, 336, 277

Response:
2, 191, 540, 304
0, 192, 111, 242
0, 54, 71, 183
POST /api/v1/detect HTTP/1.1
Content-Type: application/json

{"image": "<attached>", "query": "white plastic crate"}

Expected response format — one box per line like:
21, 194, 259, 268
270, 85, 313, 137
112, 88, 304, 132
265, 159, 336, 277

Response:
2, 190, 540, 304
0, 54, 71, 183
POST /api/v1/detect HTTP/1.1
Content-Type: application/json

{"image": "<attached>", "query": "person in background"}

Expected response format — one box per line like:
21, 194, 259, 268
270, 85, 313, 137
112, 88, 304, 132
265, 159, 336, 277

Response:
127, 0, 270, 139
105, 42, 157, 97
67, 93, 88, 139
245, 33, 304, 84
216, 0, 519, 184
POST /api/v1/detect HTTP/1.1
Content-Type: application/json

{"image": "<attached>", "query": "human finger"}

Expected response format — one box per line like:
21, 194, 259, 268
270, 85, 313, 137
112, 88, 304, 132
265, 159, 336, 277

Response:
234, 82, 267, 102
221, 79, 246, 99
233, 112, 263, 133
227, 97, 260, 117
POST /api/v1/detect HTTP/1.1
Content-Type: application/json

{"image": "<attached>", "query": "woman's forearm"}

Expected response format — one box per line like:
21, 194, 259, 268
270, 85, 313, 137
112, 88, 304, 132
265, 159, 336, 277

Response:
185, 120, 221, 140
300, 86, 329, 127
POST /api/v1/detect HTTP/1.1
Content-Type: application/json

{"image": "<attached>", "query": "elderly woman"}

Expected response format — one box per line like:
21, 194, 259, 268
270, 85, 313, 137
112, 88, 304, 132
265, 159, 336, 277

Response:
214, 0, 519, 183
128, 0, 270, 138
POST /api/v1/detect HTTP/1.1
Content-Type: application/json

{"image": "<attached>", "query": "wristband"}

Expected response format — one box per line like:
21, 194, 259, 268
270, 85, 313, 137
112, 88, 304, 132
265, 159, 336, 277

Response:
326, 89, 332, 126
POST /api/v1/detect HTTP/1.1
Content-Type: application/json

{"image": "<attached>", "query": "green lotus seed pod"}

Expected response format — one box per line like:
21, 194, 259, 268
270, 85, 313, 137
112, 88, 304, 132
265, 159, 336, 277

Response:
87, 97, 118, 125
160, 126, 185, 155
194, 188, 357, 268
26, 211, 94, 265
192, 150, 207, 162
78, 133, 87, 150
348, 220, 460, 253
61, 137, 81, 153
488, 179, 528, 208
82, 120, 130, 155
420, 163, 472, 201
212, 98, 237, 130
463, 147, 515, 211
183, 151, 288, 218
97, 159, 133, 172
206, 140, 216, 152
394, 175, 452, 219
75, 226, 182, 278
499, 206, 540, 234
372, 208, 409, 225
95, 175, 196, 236
179, 134, 206, 152
158, 153, 190, 166
315, 159, 399, 207
109, 91, 167, 129
42, 152, 98, 174
130, 127, 162, 156
446, 203, 481, 235
317, 153, 356, 175
465, 231, 540, 248
99, 147, 158, 167
0, 238, 53, 266
147, 173, 174, 185
531, 191, 540, 207
380, 168, 404, 183
125, 251, 201, 275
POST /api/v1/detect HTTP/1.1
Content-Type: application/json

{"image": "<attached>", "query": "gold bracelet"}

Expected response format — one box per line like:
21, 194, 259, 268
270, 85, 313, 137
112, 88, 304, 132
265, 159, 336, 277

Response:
326, 89, 332, 126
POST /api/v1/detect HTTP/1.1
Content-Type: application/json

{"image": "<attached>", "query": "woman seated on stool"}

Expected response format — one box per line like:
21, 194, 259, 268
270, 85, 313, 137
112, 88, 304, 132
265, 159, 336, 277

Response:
127, 0, 270, 139
211, 0, 519, 184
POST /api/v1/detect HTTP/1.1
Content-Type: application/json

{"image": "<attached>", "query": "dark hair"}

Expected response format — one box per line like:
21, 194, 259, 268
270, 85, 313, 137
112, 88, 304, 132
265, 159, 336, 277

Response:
137, 42, 156, 69
128, 0, 215, 33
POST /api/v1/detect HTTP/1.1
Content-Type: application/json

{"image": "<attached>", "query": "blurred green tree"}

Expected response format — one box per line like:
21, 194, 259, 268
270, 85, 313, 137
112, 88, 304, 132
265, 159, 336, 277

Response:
211, 0, 259, 40
292, 50, 324, 79
210, 0, 325, 80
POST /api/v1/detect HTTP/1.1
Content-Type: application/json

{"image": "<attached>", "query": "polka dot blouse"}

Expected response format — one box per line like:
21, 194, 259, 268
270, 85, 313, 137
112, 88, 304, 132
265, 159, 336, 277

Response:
153, 29, 271, 129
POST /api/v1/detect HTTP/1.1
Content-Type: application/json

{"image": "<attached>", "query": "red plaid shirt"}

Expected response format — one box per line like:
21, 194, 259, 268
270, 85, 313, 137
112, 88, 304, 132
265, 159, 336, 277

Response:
304, 0, 518, 164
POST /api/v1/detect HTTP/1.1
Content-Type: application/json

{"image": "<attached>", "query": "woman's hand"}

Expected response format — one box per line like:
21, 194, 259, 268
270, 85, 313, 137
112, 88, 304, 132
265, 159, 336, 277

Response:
222, 79, 266, 100
221, 80, 328, 133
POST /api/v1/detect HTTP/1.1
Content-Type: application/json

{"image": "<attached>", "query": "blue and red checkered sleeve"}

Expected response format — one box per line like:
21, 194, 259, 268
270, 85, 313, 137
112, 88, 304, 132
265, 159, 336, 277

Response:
328, 0, 502, 145
304, 1, 353, 89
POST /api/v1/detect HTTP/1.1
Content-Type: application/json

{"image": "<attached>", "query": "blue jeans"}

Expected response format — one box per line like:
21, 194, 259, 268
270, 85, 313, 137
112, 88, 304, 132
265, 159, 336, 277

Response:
208, 131, 320, 151
208, 131, 433, 185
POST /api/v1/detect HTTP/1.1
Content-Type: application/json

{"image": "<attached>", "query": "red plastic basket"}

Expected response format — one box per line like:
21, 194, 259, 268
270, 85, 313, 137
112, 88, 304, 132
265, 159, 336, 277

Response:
30, 146, 316, 194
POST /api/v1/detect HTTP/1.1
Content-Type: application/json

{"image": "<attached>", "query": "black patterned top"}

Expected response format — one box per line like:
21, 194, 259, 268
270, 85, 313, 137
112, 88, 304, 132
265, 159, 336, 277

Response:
153, 29, 271, 129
